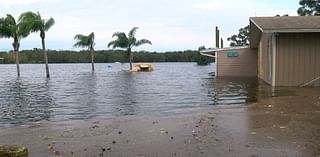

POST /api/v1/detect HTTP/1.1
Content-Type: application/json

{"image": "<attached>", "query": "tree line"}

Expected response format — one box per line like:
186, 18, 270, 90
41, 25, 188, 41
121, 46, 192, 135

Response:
0, 49, 214, 64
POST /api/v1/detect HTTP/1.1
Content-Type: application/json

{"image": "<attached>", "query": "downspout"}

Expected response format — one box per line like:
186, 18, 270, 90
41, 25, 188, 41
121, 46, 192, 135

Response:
272, 33, 277, 86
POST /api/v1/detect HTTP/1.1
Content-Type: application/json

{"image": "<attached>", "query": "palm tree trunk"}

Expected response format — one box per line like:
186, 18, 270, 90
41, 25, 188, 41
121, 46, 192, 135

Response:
13, 38, 20, 77
14, 49, 20, 77
128, 48, 132, 70
42, 36, 50, 78
90, 48, 95, 71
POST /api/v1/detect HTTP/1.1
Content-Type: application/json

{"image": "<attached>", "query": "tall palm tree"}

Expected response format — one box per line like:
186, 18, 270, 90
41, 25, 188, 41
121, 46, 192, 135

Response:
0, 14, 33, 77
108, 27, 152, 70
19, 11, 55, 78
73, 32, 96, 71
297, 0, 320, 16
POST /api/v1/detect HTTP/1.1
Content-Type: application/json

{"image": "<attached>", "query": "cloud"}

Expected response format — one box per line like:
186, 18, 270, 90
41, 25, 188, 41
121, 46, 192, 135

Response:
193, 1, 223, 10
0, 0, 54, 5
0, 0, 299, 51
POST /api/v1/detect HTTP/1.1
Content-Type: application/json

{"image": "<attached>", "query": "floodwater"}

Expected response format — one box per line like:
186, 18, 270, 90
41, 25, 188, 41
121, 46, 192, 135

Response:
0, 63, 311, 127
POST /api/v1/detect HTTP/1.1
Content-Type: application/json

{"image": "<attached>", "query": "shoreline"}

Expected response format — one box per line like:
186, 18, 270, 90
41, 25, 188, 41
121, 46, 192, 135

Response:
0, 94, 320, 157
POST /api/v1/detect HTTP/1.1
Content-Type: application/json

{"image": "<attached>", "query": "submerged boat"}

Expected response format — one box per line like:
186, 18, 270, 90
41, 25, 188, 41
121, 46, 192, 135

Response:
130, 63, 154, 72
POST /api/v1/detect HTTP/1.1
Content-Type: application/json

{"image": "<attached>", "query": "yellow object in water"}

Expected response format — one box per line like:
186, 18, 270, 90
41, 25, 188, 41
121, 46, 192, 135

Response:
130, 63, 154, 72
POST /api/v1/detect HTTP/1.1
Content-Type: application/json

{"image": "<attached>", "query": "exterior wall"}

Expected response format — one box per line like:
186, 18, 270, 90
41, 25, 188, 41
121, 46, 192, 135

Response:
257, 33, 274, 85
275, 33, 320, 86
217, 48, 258, 77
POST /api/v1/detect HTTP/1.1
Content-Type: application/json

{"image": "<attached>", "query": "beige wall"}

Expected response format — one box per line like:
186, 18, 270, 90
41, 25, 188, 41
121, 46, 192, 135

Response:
275, 33, 320, 87
257, 33, 273, 85
217, 48, 258, 77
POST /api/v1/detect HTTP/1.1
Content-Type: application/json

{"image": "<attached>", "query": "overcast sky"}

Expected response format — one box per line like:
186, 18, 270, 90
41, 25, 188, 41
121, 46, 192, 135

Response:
0, 0, 298, 52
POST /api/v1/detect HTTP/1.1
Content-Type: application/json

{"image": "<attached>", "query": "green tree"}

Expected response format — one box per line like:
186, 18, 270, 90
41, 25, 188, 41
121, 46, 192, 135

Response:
0, 14, 33, 76
108, 27, 152, 70
195, 46, 213, 65
297, 0, 320, 16
73, 32, 96, 71
227, 25, 249, 47
19, 11, 55, 77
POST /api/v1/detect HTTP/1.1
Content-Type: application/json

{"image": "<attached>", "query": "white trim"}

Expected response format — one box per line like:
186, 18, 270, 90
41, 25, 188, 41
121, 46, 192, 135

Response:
272, 33, 277, 86
264, 29, 320, 33
199, 51, 215, 58
200, 46, 250, 53
250, 19, 264, 32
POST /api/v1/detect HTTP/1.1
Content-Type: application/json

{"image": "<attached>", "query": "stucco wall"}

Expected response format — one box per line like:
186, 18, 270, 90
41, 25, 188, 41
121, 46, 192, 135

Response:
217, 48, 258, 77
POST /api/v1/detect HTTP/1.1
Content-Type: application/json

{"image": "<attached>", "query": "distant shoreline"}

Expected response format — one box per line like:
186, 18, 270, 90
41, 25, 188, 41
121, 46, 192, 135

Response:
0, 49, 214, 64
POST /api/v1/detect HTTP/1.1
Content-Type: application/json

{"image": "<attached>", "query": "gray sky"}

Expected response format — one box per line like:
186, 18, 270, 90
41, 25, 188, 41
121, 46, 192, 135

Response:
0, 0, 298, 51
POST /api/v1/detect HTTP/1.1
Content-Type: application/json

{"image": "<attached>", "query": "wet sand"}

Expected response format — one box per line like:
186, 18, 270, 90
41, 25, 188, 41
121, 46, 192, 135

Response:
1, 89, 320, 157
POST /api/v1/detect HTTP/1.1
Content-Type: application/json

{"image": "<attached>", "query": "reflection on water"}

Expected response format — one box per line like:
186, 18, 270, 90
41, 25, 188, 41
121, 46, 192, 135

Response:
0, 78, 54, 127
205, 77, 259, 105
0, 63, 303, 127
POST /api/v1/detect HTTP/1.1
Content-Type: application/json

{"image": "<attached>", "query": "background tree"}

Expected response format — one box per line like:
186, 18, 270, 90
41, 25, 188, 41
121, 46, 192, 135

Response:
297, 0, 320, 16
0, 14, 33, 76
227, 25, 249, 47
19, 11, 55, 77
73, 32, 96, 71
108, 27, 152, 70
195, 46, 213, 65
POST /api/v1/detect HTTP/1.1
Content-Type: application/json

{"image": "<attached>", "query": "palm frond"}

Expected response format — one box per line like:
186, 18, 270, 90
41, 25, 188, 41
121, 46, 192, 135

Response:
73, 32, 95, 49
74, 34, 87, 40
108, 31, 129, 49
44, 18, 55, 31
0, 17, 12, 38
19, 11, 42, 33
107, 40, 116, 48
5, 14, 16, 26
135, 39, 152, 46
73, 40, 88, 48
128, 27, 138, 39
112, 32, 127, 39
88, 32, 95, 48
88, 32, 95, 40
0, 14, 18, 38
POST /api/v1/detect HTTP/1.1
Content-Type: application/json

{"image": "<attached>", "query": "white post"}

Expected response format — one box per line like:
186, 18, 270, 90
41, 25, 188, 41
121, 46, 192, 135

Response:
272, 34, 277, 86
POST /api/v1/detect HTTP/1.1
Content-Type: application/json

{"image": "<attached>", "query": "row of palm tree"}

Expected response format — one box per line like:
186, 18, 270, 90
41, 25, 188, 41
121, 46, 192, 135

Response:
74, 27, 152, 72
0, 11, 152, 77
0, 11, 55, 77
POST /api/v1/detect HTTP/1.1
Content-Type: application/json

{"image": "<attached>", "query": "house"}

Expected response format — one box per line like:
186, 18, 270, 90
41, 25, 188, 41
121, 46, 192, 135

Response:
202, 16, 320, 87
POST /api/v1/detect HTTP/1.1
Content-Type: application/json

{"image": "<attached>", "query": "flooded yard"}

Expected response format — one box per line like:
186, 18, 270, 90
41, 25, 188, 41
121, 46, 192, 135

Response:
0, 63, 261, 127
0, 63, 320, 156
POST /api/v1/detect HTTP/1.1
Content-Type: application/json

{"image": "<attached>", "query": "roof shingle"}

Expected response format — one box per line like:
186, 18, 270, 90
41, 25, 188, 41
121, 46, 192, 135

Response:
250, 16, 320, 32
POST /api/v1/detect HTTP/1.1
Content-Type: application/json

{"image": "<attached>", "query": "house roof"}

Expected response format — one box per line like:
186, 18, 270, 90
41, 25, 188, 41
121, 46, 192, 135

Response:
250, 16, 320, 32
249, 16, 320, 48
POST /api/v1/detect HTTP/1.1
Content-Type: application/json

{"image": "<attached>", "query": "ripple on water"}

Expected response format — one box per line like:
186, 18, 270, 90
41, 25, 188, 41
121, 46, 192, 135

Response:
0, 63, 265, 127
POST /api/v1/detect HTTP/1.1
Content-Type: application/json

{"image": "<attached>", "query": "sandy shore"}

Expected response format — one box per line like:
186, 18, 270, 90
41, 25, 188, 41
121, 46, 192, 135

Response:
1, 91, 320, 157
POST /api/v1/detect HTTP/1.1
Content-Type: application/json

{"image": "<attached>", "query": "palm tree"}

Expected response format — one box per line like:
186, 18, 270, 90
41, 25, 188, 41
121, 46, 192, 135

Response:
108, 27, 152, 70
19, 11, 55, 78
297, 0, 320, 16
0, 14, 33, 77
73, 32, 96, 71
